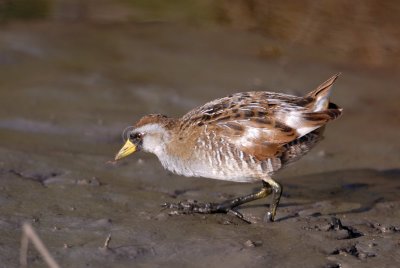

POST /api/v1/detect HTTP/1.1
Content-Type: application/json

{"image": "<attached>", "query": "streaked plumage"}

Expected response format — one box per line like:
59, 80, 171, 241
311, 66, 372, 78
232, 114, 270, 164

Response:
115, 74, 342, 222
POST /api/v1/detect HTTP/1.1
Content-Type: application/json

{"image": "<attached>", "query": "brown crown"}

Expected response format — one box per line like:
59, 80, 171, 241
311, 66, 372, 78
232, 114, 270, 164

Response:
134, 114, 177, 129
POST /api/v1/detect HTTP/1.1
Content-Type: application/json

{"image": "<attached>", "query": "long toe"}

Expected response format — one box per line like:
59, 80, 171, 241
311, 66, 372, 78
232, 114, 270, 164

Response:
227, 209, 252, 224
161, 200, 219, 214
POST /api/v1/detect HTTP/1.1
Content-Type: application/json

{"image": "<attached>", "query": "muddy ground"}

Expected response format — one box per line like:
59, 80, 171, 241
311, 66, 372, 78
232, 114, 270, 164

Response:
0, 22, 399, 268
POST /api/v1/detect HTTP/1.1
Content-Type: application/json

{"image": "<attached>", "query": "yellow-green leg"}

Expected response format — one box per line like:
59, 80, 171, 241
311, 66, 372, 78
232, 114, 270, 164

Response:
263, 177, 283, 222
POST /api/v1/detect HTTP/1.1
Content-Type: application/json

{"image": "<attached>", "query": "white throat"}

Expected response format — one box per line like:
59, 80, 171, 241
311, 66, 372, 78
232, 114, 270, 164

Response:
135, 123, 194, 176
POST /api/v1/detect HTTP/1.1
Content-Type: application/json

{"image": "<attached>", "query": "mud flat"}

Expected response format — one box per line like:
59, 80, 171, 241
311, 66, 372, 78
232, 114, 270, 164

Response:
0, 22, 399, 267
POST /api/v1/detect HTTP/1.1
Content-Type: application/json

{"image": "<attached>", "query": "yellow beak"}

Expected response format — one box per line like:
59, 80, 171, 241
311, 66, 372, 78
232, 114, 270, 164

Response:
115, 140, 137, 160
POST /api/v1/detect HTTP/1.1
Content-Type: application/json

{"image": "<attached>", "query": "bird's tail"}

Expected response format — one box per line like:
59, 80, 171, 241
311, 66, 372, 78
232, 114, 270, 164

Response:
288, 74, 342, 137
306, 73, 341, 112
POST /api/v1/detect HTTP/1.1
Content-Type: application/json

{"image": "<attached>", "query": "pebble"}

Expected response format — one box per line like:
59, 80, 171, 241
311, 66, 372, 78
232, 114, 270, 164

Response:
244, 240, 262, 248
76, 177, 101, 186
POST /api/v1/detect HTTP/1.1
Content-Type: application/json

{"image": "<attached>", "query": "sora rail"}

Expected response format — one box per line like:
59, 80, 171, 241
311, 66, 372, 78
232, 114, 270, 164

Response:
115, 74, 342, 222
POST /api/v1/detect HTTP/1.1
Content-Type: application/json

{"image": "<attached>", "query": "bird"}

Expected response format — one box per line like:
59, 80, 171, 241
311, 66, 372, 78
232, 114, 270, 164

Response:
115, 74, 342, 222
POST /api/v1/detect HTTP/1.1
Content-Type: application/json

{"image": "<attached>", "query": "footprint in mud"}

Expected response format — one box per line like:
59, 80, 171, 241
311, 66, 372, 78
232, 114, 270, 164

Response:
302, 216, 362, 240
330, 243, 376, 260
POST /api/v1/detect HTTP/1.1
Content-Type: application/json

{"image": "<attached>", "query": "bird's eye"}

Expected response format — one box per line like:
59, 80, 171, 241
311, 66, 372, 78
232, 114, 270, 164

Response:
129, 132, 143, 141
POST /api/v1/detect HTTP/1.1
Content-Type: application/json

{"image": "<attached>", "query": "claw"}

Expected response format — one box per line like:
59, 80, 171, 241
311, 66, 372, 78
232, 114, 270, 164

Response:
227, 209, 252, 224
160, 202, 173, 210
263, 212, 274, 222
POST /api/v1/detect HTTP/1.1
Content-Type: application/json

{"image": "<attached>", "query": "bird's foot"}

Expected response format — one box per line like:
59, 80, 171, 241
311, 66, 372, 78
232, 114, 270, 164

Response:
161, 200, 251, 224
162, 200, 218, 214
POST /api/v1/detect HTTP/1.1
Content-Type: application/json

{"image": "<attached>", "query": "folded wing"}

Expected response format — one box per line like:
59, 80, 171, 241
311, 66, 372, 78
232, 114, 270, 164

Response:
182, 75, 342, 161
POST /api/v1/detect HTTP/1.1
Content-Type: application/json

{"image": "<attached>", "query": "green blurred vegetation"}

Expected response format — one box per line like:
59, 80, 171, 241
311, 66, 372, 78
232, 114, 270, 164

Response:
121, 0, 218, 24
0, 0, 218, 25
0, 0, 51, 21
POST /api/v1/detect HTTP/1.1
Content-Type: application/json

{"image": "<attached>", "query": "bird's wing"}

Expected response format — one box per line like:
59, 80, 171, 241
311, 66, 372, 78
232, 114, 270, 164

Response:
181, 92, 300, 160
181, 75, 342, 161
213, 118, 297, 161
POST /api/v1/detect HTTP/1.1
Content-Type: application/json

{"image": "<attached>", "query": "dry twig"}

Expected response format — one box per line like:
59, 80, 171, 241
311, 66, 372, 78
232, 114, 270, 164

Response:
20, 223, 61, 268
102, 233, 112, 249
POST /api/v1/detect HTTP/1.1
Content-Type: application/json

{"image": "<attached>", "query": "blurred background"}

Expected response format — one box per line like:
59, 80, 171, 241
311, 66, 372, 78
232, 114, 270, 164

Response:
0, 1, 399, 267
1, 0, 399, 175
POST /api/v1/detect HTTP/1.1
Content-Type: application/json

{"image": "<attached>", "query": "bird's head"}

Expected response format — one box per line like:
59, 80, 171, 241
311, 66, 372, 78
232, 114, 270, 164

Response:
114, 114, 175, 160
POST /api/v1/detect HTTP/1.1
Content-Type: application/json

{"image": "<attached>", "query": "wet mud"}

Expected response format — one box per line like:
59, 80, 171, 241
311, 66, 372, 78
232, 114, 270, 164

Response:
0, 22, 399, 267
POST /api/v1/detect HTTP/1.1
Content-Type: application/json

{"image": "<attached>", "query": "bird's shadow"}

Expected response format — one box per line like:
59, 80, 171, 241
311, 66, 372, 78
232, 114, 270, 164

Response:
237, 168, 400, 220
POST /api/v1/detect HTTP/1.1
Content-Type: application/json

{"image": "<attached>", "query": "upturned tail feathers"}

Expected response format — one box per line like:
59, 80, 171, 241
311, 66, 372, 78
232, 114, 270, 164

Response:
291, 74, 342, 136
306, 73, 341, 112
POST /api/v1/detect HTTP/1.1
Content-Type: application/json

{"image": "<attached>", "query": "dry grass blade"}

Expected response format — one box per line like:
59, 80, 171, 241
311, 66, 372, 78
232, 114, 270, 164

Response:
103, 233, 112, 249
20, 223, 61, 268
